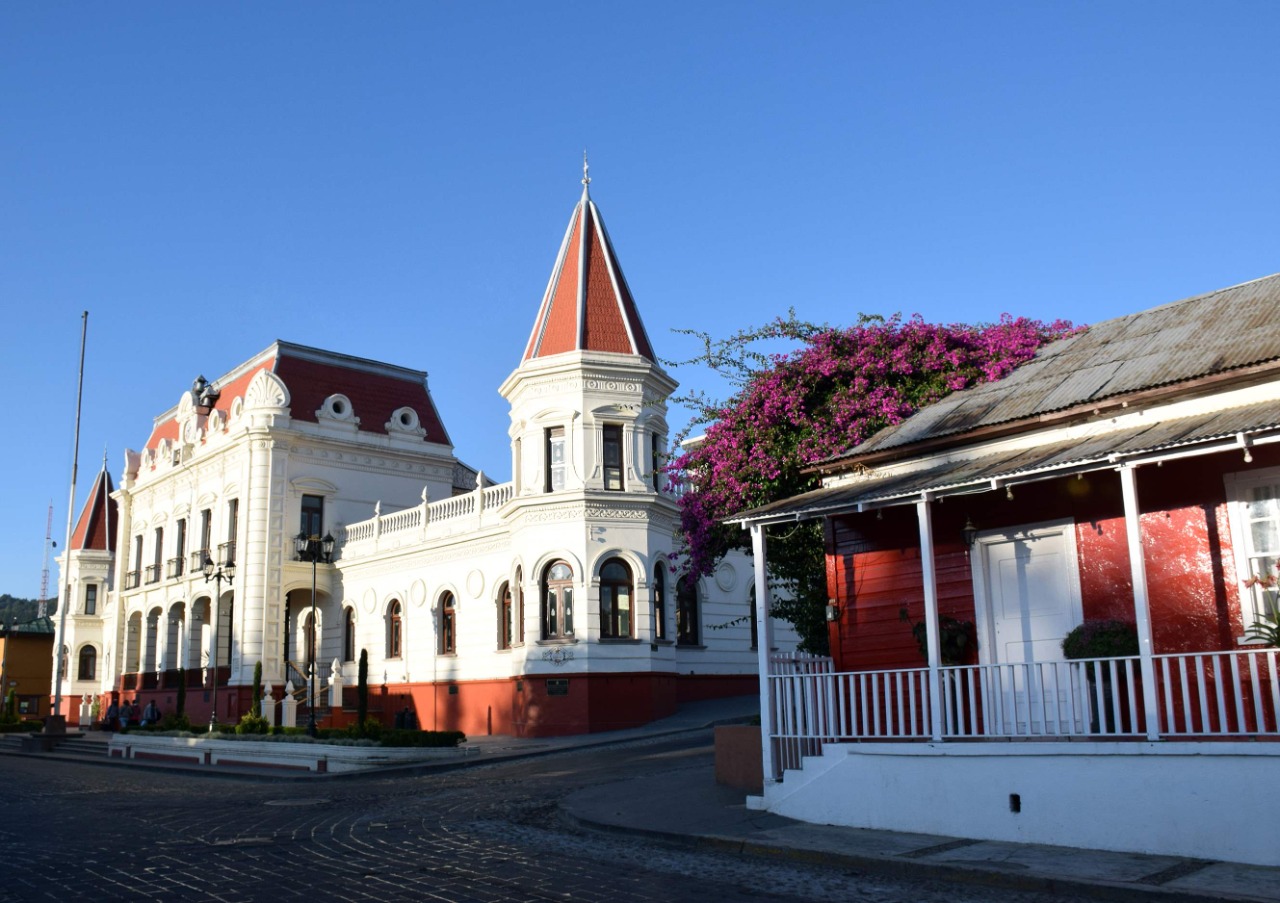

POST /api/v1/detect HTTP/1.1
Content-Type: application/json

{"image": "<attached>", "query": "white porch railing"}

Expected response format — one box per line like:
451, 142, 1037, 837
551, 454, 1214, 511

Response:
335, 481, 514, 559
766, 648, 1280, 780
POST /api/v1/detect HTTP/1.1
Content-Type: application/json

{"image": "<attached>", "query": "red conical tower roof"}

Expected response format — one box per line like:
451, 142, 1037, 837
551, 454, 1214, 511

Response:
523, 165, 656, 363
70, 460, 117, 552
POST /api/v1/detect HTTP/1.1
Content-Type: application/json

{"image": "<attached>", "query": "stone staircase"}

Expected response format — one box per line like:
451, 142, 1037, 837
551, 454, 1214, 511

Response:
0, 730, 111, 760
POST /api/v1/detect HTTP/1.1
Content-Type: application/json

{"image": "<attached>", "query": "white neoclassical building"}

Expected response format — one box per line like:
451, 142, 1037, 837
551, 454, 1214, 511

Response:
53, 180, 795, 737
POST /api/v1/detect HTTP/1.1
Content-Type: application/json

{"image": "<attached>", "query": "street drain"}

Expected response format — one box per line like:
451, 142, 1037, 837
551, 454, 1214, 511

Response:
264, 798, 330, 807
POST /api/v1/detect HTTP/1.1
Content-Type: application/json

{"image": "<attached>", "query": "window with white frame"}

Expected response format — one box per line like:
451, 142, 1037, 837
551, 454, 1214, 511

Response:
1226, 467, 1280, 637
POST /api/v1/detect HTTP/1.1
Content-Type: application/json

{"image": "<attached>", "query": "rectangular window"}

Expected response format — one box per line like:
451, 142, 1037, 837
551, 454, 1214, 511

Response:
84, 583, 97, 616
146, 528, 162, 584
602, 425, 623, 491
301, 494, 324, 539
651, 432, 662, 491
222, 499, 239, 566
1227, 469, 1280, 637
129, 534, 143, 589
170, 518, 187, 579
546, 427, 566, 492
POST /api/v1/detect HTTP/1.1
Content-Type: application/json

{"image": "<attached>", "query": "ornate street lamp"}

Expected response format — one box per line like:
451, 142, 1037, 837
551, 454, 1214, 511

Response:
202, 553, 236, 733
295, 531, 335, 737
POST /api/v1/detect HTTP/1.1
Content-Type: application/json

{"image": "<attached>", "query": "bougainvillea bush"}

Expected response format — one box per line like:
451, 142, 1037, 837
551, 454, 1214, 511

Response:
667, 312, 1078, 652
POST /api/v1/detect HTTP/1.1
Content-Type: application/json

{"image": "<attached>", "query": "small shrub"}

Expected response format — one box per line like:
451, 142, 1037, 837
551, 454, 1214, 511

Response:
157, 713, 192, 733
379, 729, 466, 748
1062, 620, 1139, 660
236, 712, 270, 735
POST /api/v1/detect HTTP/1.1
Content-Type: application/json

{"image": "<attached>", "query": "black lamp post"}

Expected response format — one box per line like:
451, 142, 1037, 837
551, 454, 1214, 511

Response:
295, 531, 335, 737
201, 553, 236, 733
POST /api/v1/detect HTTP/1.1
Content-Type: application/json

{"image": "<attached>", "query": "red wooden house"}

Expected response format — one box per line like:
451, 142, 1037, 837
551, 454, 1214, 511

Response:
737, 273, 1280, 866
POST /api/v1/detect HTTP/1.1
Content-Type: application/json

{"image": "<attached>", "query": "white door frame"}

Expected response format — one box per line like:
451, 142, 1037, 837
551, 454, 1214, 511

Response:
970, 518, 1084, 668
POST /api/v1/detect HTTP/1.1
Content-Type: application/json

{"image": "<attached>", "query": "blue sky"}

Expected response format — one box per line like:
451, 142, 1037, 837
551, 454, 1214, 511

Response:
3, 2, 1278, 598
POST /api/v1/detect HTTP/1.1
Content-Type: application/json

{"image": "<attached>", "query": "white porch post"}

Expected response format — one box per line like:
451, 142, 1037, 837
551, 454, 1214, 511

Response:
750, 523, 777, 786
915, 496, 944, 741
1119, 463, 1162, 741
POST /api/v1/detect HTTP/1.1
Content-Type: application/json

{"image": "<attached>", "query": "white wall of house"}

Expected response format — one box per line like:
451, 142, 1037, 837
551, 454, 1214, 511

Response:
754, 734, 1279, 866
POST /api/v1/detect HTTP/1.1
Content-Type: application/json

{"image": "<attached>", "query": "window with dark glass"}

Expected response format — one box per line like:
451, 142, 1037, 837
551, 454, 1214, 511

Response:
439, 592, 456, 655
147, 527, 163, 583
223, 499, 239, 565
388, 601, 402, 658
653, 565, 666, 641
170, 518, 186, 578
515, 567, 525, 644
603, 424, 623, 490
676, 575, 699, 646
600, 559, 633, 638
84, 583, 97, 616
128, 534, 143, 589
498, 582, 513, 650
546, 427, 566, 491
748, 586, 759, 649
198, 508, 212, 566
542, 561, 574, 640
78, 646, 96, 681
343, 608, 355, 662
651, 432, 662, 491
301, 494, 324, 539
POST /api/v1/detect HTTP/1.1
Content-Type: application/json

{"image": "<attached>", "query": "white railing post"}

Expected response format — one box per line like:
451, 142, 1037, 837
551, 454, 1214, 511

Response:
750, 523, 778, 784
916, 496, 944, 741
1119, 464, 1162, 741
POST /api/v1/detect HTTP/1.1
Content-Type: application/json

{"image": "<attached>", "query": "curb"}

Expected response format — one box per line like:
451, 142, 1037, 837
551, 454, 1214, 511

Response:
561, 811, 1255, 903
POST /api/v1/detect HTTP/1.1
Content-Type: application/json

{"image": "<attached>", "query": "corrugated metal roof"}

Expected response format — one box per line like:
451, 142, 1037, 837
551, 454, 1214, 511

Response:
737, 397, 1280, 524
839, 273, 1280, 460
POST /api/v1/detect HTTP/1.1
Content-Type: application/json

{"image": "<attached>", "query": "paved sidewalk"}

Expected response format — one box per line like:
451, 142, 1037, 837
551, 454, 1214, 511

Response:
9, 698, 1280, 902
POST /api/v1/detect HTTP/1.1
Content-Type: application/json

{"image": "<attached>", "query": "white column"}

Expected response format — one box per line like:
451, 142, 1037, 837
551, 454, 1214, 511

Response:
750, 524, 777, 786
916, 497, 944, 741
1119, 464, 1161, 740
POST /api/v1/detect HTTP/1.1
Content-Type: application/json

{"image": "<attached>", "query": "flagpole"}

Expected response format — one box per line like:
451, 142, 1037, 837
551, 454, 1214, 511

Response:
49, 311, 88, 734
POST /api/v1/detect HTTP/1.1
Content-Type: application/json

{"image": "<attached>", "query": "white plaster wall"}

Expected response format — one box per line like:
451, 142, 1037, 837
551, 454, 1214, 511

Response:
759, 741, 1280, 867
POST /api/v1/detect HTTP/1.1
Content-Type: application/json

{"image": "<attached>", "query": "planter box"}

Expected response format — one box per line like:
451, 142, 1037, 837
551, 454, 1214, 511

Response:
108, 734, 477, 773
714, 724, 762, 794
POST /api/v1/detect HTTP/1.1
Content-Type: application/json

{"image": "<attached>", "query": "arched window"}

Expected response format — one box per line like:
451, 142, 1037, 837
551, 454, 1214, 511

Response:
439, 592, 456, 655
653, 564, 667, 641
78, 646, 97, 681
515, 567, 525, 644
387, 600, 402, 659
600, 559, 633, 639
343, 608, 356, 662
676, 575, 699, 646
542, 561, 574, 640
498, 582, 513, 650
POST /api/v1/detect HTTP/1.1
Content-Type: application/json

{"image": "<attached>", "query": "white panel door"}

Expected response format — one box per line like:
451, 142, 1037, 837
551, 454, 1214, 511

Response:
974, 521, 1083, 734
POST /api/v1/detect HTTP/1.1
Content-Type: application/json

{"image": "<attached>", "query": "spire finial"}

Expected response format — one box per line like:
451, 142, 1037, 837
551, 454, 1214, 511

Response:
582, 150, 590, 188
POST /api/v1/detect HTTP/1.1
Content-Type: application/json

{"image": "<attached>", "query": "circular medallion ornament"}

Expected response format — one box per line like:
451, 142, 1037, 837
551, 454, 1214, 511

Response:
715, 562, 737, 593
466, 569, 484, 599
362, 589, 376, 614
410, 579, 427, 608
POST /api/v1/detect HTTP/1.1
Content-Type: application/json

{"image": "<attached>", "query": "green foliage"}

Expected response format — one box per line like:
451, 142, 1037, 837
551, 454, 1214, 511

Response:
0, 720, 44, 733
1, 688, 17, 724
0, 595, 41, 623
899, 607, 976, 666
1061, 620, 1140, 660
357, 649, 369, 725
157, 713, 192, 732
236, 711, 271, 735
378, 729, 465, 748
343, 717, 383, 741
252, 661, 263, 709
1244, 614, 1280, 647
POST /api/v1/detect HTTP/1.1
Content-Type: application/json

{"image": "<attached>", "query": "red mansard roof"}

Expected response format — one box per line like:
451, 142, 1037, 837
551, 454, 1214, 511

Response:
144, 343, 451, 450
70, 464, 117, 552
523, 182, 656, 363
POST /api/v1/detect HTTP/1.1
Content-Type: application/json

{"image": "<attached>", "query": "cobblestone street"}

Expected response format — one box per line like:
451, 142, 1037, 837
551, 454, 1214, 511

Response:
0, 736, 1079, 903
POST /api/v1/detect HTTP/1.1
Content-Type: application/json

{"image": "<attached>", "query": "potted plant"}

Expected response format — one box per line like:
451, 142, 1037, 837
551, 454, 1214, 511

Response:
1061, 619, 1139, 733
899, 607, 976, 666
1243, 564, 1280, 646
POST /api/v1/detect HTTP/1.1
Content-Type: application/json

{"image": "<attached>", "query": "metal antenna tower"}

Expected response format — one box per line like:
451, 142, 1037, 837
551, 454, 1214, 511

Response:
38, 502, 53, 618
